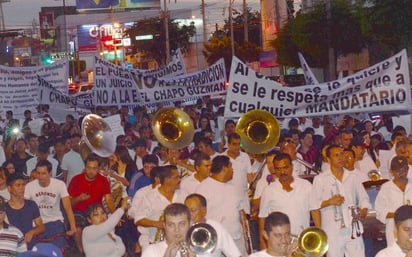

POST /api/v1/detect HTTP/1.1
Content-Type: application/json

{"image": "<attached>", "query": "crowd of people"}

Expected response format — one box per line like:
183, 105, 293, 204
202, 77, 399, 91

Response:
0, 96, 411, 257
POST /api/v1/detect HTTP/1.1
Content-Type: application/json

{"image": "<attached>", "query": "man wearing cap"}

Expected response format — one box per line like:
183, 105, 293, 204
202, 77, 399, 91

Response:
375, 156, 412, 246
0, 195, 27, 255
132, 139, 148, 170
24, 142, 59, 180
376, 205, 412, 257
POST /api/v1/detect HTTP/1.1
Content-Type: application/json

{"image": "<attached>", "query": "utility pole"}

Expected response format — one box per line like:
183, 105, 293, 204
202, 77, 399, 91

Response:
163, 0, 170, 64
243, 0, 248, 42
229, 0, 234, 56
326, 0, 335, 80
201, 0, 207, 43
63, 0, 67, 52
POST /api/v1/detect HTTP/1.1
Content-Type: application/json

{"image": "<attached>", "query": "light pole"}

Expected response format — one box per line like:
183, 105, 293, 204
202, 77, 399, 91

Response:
163, 0, 170, 64
229, 0, 234, 56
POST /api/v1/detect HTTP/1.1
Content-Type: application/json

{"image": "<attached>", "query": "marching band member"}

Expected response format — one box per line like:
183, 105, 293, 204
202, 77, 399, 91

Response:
184, 193, 241, 257
375, 156, 412, 246
310, 144, 369, 257
258, 153, 312, 249
375, 205, 412, 257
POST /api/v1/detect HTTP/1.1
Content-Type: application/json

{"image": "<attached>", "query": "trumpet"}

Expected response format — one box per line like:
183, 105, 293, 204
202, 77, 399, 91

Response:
177, 235, 190, 257
332, 181, 346, 229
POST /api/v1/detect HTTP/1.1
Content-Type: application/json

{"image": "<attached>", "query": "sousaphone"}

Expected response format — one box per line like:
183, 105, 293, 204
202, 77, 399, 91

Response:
80, 114, 116, 159
152, 107, 195, 150
235, 109, 280, 154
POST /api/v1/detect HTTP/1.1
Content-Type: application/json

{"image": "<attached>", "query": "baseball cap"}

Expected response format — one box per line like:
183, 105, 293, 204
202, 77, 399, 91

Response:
394, 205, 412, 225
17, 243, 63, 257
390, 156, 409, 171
0, 195, 6, 211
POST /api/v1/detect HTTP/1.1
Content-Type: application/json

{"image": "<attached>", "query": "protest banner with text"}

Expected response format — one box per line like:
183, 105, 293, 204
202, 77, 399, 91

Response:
136, 58, 227, 104
37, 75, 94, 109
225, 49, 411, 118
0, 60, 68, 118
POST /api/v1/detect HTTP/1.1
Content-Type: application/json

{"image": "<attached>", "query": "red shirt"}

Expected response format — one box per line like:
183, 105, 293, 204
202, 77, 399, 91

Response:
68, 173, 111, 213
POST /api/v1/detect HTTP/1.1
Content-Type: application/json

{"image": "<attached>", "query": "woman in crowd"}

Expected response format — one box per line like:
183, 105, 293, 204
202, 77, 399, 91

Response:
82, 199, 130, 257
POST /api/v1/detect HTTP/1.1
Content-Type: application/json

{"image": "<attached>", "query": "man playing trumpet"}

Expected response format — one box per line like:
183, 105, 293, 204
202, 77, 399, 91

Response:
142, 203, 195, 257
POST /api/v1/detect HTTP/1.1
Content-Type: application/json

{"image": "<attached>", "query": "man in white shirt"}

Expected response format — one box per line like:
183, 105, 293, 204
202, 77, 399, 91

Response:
223, 133, 252, 214
376, 205, 412, 257
24, 160, 76, 249
184, 193, 241, 257
180, 153, 211, 194
375, 156, 412, 246
141, 203, 193, 257
259, 153, 312, 249
60, 139, 85, 185
134, 165, 187, 250
25, 143, 59, 180
310, 144, 370, 257
196, 155, 246, 257
249, 212, 295, 257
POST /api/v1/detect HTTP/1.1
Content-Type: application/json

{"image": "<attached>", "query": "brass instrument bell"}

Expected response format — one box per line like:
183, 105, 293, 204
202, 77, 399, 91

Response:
81, 114, 116, 158
293, 227, 328, 257
235, 109, 280, 154
152, 107, 195, 150
186, 223, 217, 254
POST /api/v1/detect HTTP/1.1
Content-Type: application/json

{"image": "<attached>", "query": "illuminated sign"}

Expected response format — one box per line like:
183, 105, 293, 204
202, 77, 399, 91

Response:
76, 0, 160, 11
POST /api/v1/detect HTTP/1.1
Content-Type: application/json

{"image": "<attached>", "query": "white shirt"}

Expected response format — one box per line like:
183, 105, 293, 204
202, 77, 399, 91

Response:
180, 174, 201, 194
310, 168, 370, 233
356, 153, 378, 178
61, 149, 85, 185
134, 187, 187, 248
141, 219, 241, 257
25, 156, 59, 178
224, 150, 252, 213
375, 242, 408, 257
24, 178, 69, 223
375, 179, 412, 246
196, 177, 242, 240
259, 177, 312, 236
128, 185, 155, 221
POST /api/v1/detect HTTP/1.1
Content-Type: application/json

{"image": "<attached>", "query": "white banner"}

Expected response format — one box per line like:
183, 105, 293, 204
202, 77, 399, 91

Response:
132, 48, 186, 79
94, 56, 139, 106
225, 50, 411, 118
136, 58, 227, 104
94, 49, 187, 107
37, 76, 94, 109
298, 52, 319, 85
0, 60, 68, 118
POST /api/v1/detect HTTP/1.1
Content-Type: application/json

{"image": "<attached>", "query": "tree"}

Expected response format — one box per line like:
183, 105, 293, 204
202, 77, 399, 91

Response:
272, 0, 366, 67
359, 0, 412, 62
203, 8, 262, 70
124, 18, 196, 65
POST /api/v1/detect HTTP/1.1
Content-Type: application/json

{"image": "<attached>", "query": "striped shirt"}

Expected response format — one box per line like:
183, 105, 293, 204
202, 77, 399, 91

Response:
0, 223, 27, 256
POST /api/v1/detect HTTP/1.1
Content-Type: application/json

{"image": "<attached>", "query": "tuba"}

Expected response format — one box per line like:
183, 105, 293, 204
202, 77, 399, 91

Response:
235, 110, 280, 154
152, 107, 195, 150
80, 114, 116, 159
292, 227, 328, 257
185, 223, 217, 254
